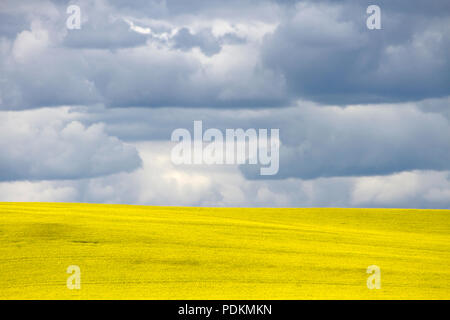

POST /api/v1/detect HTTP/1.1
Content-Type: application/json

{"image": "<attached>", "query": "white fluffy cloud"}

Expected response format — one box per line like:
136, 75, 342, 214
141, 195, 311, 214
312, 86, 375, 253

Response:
351, 171, 450, 208
1, 141, 448, 208
0, 107, 141, 181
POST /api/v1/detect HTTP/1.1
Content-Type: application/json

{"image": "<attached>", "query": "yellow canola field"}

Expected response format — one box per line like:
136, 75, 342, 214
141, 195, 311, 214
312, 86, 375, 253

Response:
0, 202, 449, 299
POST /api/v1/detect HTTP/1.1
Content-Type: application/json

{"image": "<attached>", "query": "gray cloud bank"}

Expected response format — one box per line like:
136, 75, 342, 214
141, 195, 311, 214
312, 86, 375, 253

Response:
1, 0, 448, 110
73, 101, 450, 181
240, 102, 450, 179
262, 1, 450, 104
0, 0, 449, 208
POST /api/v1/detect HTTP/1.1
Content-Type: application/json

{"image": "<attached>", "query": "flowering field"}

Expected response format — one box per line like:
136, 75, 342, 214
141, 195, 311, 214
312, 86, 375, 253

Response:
0, 202, 448, 299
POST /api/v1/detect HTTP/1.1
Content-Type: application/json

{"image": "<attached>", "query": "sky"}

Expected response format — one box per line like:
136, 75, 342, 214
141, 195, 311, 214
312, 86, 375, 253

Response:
0, 0, 449, 208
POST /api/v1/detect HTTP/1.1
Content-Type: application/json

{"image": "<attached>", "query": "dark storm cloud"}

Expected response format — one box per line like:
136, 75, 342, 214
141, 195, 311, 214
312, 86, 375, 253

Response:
2, 0, 448, 109
78, 101, 450, 181
239, 103, 450, 180
262, 0, 450, 104
0, 0, 287, 110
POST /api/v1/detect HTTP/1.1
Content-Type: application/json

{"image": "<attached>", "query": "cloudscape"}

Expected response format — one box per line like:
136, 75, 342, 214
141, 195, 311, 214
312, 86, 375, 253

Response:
0, 0, 449, 208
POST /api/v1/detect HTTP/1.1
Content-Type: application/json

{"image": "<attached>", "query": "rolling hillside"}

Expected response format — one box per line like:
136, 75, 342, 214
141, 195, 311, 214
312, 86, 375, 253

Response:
0, 202, 448, 299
